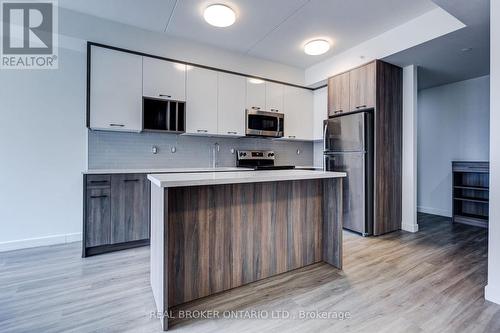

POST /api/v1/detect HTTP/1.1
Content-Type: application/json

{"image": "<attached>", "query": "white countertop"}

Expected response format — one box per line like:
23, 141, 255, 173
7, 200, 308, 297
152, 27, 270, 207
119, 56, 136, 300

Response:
83, 166, 322, 174
148, 170, 346, 188
83, 167, 252, 175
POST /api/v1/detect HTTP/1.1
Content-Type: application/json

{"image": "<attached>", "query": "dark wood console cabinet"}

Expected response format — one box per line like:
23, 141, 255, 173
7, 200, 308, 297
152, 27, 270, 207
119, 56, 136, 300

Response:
452, 161, 489, 228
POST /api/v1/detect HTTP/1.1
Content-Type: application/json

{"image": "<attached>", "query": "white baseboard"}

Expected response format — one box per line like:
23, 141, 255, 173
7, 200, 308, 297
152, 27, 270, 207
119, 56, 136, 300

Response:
417, 205, 452, 217
485, 284, 500, 305
402, 223, 419, 233
0, 233, 82, 252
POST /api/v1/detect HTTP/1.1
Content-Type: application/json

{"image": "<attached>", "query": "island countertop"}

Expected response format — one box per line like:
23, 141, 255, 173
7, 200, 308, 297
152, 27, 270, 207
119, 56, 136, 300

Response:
147, 169, 346, 188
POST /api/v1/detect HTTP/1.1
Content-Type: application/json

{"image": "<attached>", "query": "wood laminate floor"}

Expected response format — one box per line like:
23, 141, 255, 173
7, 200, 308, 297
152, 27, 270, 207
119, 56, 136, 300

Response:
1, 213, 499, 332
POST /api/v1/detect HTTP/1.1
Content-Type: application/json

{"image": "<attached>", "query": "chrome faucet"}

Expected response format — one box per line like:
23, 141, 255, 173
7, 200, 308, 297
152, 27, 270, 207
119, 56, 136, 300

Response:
212, 142, 220, 168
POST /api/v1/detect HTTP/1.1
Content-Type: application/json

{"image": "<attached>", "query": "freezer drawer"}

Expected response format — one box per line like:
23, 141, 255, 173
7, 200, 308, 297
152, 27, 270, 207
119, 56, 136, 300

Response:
325, 152, 372, 235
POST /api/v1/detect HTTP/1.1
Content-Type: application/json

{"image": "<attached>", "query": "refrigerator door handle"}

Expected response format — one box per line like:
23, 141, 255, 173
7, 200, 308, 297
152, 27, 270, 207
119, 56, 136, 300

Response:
323, 121, 328, 152
323, 122, 329, 170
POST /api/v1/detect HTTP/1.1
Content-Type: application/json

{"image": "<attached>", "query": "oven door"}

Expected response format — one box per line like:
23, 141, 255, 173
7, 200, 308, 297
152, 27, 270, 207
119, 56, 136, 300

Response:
246, 110, 283, 137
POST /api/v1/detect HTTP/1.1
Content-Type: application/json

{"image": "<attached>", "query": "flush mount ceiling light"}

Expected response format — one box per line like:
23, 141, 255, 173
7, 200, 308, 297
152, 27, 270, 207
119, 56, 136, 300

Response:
204, 4, 236, 27
304, 39, 331, 56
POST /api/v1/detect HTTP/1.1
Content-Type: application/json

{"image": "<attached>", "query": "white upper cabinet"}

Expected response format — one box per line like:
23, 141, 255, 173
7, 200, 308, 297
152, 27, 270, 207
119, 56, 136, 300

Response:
246, 78, 266, 111
90, 47, 143, 132
313, 87, 328, 140
283, 86, 314, 141
143, 57, 186, 101
265, 82, 284, 112
218, 73, 246, 136
185, 67, 218, 135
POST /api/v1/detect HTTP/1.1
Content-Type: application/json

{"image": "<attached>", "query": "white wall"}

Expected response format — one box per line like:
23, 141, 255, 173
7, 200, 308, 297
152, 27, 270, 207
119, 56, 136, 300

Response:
313, 87, 328, 168
0, 8, 306, 251
486, 0, 500, 305
402, 65, 418, 232
417, 76, 490, 217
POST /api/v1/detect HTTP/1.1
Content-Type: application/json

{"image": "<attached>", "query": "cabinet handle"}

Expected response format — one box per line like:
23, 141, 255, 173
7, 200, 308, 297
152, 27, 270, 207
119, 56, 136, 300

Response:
90, 180, 108, 184
124, 179, 140, 182
109, 124, 125, 127
251, 107, 261, 110
334, 110, 343, 114
197, 129, 208, 133
288, 135, 296, 139
159, 94, 172, 98
90, 195, 108, 199
227, 131, 238, 134
270, 108, 279, 112
356, 105, 367, 109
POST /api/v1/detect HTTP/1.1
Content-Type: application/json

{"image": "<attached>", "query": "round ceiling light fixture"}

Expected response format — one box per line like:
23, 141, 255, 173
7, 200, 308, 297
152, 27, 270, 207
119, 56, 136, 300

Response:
304, 39, 331, 56
204, 4, 236, 27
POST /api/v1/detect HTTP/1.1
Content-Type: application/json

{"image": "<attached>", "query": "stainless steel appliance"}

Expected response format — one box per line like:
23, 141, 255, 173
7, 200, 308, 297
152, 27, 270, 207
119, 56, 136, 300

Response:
245, 109, 284, 138
323, 111, 374, 236
236, 150, 295, 170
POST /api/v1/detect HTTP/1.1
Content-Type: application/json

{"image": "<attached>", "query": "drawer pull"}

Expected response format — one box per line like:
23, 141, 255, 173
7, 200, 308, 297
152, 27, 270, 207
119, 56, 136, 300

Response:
90, 180, 108, 184
356, 105, 367, 109
270, 108, 279, 112
109, 123, 125, 127
251, 107, 261, 110
90, 195, 108, 199
159, 94, 172, 98
197, 129, 208, 133
334, 110, 342, 114
288, 135, 296, 139
227, 131, 238, 134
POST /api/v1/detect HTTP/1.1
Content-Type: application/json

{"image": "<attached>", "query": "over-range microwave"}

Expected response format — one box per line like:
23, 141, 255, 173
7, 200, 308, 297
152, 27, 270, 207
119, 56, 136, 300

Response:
245, 109, 284, 138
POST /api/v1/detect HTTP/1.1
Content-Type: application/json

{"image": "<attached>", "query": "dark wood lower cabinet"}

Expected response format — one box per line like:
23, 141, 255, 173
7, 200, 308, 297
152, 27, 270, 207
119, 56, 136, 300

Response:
85, 187, 111, 247
83, 173, 150, 257
111, 174, 150, 244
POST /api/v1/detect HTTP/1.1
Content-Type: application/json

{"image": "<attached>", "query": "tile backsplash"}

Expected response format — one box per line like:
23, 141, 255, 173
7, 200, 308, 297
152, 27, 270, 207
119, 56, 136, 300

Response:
88, 130, 314, 170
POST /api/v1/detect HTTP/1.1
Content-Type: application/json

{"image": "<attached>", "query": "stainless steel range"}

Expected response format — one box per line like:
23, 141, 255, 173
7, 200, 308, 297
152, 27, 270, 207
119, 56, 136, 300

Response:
236, 150, 295, 170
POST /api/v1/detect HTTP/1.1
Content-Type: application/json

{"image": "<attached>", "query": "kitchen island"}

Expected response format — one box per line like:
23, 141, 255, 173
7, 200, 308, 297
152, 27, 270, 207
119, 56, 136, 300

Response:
148, 170, 346, 330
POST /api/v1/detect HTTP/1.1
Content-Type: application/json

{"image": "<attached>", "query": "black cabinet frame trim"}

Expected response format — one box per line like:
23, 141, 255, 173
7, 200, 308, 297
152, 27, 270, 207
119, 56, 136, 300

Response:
86, 41, 320, 128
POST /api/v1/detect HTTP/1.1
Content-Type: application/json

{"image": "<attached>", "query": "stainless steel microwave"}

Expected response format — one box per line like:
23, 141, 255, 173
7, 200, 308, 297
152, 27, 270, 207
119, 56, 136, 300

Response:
245, 109, 284, 138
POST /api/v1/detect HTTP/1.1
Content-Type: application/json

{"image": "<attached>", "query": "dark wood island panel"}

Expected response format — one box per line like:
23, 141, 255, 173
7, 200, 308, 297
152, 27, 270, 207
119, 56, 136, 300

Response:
150, 178, 343, 330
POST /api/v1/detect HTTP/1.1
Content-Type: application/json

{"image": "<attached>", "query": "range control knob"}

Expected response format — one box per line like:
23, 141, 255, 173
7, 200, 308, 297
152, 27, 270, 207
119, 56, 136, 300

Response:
268, 153, 275, 157
240, 152, 247, 157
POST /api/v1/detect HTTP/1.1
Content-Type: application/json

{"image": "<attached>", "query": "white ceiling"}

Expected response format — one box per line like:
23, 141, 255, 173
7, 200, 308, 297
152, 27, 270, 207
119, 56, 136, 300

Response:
58, 0, 437, 68
384, 0, 490, 89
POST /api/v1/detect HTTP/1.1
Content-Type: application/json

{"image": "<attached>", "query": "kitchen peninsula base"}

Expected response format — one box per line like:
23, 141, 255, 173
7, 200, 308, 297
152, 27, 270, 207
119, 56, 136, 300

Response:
148, 170, 345, 330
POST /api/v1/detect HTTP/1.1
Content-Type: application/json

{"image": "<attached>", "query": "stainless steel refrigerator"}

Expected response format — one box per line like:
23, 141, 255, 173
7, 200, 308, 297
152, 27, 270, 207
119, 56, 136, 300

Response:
323, 111, 374, 236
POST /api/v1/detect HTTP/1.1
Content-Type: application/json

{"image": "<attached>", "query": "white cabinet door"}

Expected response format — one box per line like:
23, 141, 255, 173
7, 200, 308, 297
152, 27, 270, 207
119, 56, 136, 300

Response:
284, 86, 314, 140
143, 57, 186, 101
218, 73, 245, 136
185, 67, 218, 135
313, 87, 328, 140
265, 82, 284, 112
90, 47, 143, 132
246, 78, 266, 111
